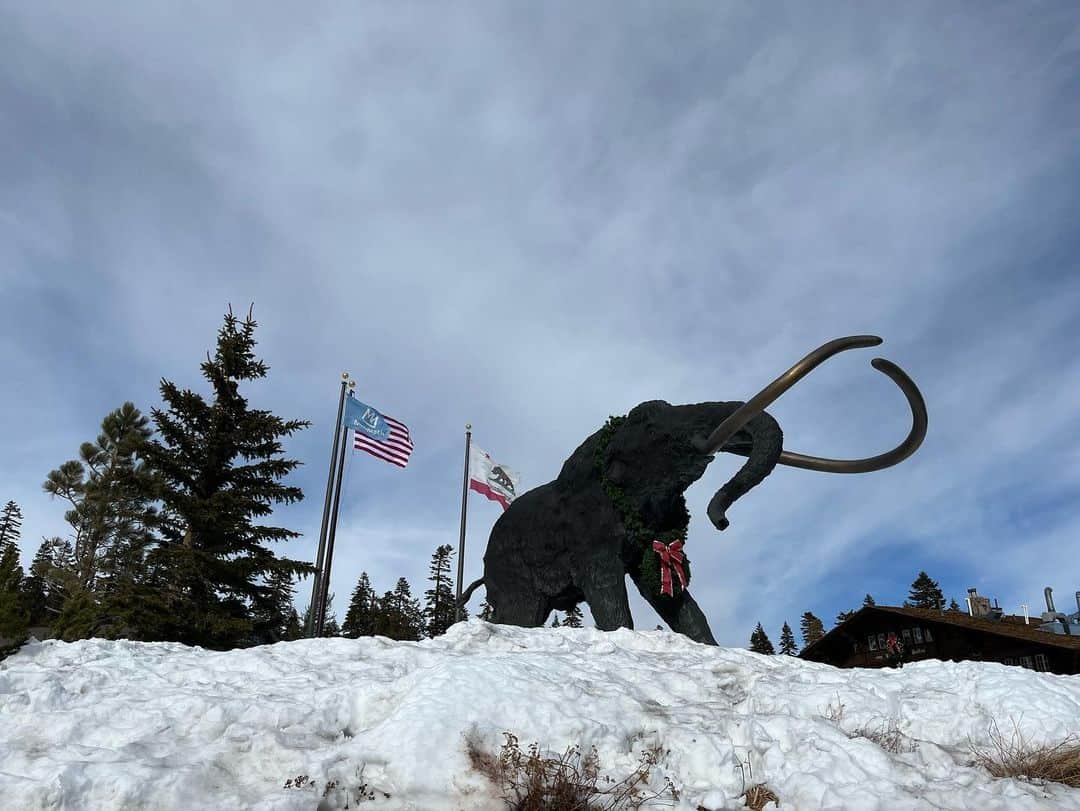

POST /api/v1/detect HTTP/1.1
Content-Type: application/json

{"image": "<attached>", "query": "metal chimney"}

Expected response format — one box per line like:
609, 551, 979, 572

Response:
1021, 604, 1029, 625
1075, 591, 1080, 615
967, 588, 991, 618
1045, 587, 1056, 613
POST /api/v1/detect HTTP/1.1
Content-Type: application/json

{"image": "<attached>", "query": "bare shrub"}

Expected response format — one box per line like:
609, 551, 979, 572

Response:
283, 765, 391, 807
820, 696, 914, 754
970, 720, 1080, 788
849, 718, 915, 754
740, 783, 780, 810
466, 730, 679, 810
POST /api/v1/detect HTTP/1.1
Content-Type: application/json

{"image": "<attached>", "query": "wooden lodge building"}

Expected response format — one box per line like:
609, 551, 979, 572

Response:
799, 599, 1080, 676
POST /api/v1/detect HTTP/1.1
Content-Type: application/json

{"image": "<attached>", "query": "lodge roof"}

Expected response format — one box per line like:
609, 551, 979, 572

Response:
799, 605, 1080, 660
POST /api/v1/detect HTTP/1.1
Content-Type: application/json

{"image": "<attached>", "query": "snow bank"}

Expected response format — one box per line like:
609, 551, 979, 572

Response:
2, 621, 1079, 809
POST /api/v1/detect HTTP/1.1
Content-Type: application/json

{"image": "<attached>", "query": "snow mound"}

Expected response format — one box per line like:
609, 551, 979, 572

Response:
2, 621, 1079, 809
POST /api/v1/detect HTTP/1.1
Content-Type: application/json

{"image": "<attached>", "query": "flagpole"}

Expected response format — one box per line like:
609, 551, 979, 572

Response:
455, 424, 472, 623
306, 373, 350, 637
316, 405, 353, 637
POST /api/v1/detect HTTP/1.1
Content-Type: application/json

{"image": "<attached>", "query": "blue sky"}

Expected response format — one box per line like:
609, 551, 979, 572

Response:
2, 2, 1079, 645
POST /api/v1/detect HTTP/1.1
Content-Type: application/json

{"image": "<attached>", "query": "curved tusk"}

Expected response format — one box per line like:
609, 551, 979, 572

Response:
719, 356, 929, 473
703, 335, 884, 455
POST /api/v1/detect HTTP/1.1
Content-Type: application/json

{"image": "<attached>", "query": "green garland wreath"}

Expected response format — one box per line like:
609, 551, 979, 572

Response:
593, 415, 692, 600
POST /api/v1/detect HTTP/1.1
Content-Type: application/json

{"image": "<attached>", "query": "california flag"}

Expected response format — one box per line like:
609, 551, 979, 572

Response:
468, 445, 521, 510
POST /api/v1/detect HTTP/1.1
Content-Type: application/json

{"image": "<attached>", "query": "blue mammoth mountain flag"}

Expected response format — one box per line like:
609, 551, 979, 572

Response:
343, 395, 414, 468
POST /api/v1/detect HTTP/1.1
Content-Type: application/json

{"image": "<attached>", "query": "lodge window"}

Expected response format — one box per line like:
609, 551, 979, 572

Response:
913, 627, 924, 644
877, 633, 887, 649
1034, 654, 1048, 672
1003, 657, 1017, 666
1020, 656, 1034, 669
922, 627, 932, 642
867, 634, 878, 650
901, 629, 912, 645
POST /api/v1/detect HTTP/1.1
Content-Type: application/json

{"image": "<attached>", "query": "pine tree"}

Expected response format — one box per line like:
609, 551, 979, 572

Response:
302, 593, 341, 637
862, 593, 876, 607
550, 614, 561, 628
0, 502, 26, 649
0, 501, 23, 548
0, 532, 22, 593
251, 568, 299, 644
37, 404, 163, 641
42, 404, 158, 594
143, 307, 313, 649
749, 622, 775, 654
342, 572, 378, 638
478, 599, 493, 621
563, 604, 584, 628
423, 545, 459, 638
948, 597, 961, 612
0, 540, 29, 649
21, 538, 76, 627
323, 602, 341, 637
373, 578, 423, 641
779, 622, 797, 655
800, 611, 825, 647
283, 609, 302, 641
19, 541, 50, 626
835, 609, 855, 625
908, 571, 944, 609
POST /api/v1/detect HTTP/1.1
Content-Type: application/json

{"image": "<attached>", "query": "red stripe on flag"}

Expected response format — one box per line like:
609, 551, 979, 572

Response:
354, 438, 410, 467
379, 436, 413, 453
469, 478, 510, 510
351, 417, 414, 468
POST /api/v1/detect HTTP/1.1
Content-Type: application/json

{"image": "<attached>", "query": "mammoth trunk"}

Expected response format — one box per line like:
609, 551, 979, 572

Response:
707, 410, 783, 531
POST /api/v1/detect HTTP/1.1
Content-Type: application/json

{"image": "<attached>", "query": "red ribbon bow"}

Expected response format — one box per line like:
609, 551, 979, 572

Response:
651, 539, 688, 597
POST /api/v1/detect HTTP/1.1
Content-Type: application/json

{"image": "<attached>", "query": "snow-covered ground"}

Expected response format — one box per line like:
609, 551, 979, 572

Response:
2, 622, 1079, 810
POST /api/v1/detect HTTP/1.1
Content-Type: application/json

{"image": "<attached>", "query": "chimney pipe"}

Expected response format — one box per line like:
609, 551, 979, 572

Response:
1021, 604, 1029, 625
1045, 587, 1055, 613
965, 597, 973, 617
1075, 591, 1080, 615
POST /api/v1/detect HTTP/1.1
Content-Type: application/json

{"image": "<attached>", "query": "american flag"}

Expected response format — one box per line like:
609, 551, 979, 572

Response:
353, 412, 414, 468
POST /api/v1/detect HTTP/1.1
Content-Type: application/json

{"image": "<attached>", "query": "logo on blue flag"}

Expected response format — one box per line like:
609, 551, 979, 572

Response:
343, 396, 391, 441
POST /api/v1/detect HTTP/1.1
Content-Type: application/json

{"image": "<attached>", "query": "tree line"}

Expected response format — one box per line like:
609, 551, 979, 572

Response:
0, 308, 462, 656
332, 544, 478, 641
749, 571, 961, 656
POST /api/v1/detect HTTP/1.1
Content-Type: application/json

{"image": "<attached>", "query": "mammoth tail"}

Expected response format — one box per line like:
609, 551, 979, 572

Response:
458, 577, 485, 608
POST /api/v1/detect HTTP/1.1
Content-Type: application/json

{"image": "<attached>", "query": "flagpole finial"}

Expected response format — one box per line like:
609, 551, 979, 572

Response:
348, 380, 357, 391
340, 371, 350, 381
466, 423, 472, 431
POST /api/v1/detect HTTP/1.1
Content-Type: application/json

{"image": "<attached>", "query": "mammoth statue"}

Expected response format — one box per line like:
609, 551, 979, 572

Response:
459, 336, 927, 645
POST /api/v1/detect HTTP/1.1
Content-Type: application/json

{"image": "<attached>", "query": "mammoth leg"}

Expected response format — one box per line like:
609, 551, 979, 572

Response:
633, 579, 718, 645
579, 560, 634, 631
491, 589, 551, 628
